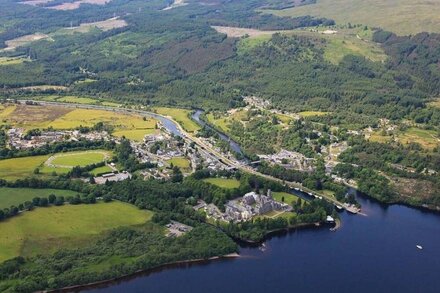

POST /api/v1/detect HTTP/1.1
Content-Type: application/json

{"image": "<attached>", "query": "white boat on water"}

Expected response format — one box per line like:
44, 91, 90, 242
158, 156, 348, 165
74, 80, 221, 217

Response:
416, 245, 423, 250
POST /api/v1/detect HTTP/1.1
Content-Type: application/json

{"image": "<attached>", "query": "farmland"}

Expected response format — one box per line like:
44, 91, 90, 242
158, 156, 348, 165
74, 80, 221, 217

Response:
0, 201, 153, 262
0, 187, 79, 210
203, 178, 241, 189
0, 104, 157, 137
0, 155, 50, 180
265, 0, 440, 35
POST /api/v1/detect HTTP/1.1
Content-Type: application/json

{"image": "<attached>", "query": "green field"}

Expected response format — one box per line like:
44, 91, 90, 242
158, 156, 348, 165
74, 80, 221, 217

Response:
90, 165, 113, 175
203, 178, 241, 189
0, 187, 79, 209
398, 127, 439, 150
155, 107, 201, 133
49, 150, 110, 167
237, 34, 272, 53
167, 157, 191, 171
298, 111, 330, 117
0, 155, 49, 180
265, 0, 440, 35
272, 191, 305, 206
0, 201, 153, 262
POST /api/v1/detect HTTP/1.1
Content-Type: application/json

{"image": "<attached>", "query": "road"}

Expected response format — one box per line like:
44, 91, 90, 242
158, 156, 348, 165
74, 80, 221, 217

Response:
23, 100, 359, 214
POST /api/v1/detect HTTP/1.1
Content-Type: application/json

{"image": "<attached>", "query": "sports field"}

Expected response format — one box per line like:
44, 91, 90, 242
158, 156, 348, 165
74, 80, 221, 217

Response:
47, 150, 111, 168
0, 201, 153, 262
203, 178, 241, 189
0, 187, 79, 209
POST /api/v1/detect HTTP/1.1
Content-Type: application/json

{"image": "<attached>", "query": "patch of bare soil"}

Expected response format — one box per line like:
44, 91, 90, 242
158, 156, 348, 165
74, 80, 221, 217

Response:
3, 33, 50, 51
8, 104, 72, 125
211, 26, 283, 38
49, 0, 111, 10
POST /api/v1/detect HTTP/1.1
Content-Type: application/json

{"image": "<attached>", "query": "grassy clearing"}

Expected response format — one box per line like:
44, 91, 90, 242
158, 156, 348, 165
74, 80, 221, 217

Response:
0, 201, 153, 262
48, 150, 111, 167
275, 113, 294, 124
398, 128, 439, 150
298, 111, 329, 117
0, 155, 49, 180
0, 187, 79, 209
90, 165, 113, 175
237, 34, 272, 53
203, 178, 241, 189
323, 32, 387, 64
3, 33, 51, 51
0, 57, 27, 66
167, 157, 191, 171
272, 191, 305, 206
206, 113, 231, 132
428, 98, 440, 109
265, 0, 440, 35
154, 107, 200, 133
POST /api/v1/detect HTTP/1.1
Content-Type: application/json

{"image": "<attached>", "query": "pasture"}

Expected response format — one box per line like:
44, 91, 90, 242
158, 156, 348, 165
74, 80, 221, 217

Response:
0, 201, 153, 262
203, 178, 241, 189
0, 104, 157, 136
0, 187, 79, 209
0, 57, 27, 66
265, 0, 440, 35
154, 107, 200, 132
0, 155, 49, 180
398, 128, 439, 150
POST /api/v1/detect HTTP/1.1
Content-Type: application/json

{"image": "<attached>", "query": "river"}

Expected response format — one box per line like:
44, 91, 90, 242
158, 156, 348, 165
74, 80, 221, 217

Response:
84, 192, 440, 293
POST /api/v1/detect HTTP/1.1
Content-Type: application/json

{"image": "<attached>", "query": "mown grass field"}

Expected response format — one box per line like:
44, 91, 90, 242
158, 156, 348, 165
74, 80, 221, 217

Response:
272, 191, 305, 206
113, 128, 157, 141
203, 178, 241, 189
265, 0, 440, 35
0, 201, 153, 262
154, 107, 200, 133
0, 155, 49, 180
167, 157, 191, 171
49, 150, 111, 167
0, 187, 79, 209
90, 165, 113, 175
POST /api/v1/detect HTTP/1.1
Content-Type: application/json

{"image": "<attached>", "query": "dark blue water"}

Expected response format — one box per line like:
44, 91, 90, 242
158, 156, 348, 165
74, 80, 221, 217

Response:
85, 194, 440, 293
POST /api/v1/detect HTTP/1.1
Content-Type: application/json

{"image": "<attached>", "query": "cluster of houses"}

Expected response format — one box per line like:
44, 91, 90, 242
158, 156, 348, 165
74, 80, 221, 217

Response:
258, 149, 315, 172
7, 128, 110, 150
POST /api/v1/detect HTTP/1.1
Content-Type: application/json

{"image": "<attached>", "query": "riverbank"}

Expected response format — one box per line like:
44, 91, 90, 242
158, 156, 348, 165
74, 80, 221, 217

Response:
47, 253, 240, 293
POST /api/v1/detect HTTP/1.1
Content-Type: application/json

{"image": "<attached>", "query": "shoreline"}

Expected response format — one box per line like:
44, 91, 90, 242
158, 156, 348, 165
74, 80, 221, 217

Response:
45, 253, 240, 293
